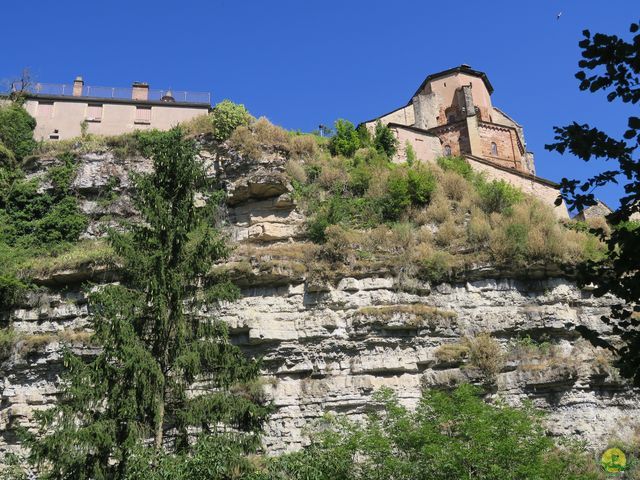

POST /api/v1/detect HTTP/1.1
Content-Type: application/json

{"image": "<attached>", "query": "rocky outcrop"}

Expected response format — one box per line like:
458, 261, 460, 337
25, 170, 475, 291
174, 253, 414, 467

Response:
1, 143, 638, 460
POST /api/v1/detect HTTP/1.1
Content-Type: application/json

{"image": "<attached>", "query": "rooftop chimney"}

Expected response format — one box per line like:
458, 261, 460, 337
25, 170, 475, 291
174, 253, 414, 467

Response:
132, 82, 149, 101
73, 76, 84, 97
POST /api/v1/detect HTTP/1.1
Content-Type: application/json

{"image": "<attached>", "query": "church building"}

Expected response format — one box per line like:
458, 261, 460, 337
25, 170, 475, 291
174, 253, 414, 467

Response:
361, 65, 567, 217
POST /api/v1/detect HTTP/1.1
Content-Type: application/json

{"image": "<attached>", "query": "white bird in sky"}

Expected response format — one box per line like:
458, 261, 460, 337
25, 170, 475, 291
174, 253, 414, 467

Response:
557, 11, 563, 20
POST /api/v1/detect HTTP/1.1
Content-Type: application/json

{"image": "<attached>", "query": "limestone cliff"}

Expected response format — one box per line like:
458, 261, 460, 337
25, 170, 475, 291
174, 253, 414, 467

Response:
1, 141, 638, 459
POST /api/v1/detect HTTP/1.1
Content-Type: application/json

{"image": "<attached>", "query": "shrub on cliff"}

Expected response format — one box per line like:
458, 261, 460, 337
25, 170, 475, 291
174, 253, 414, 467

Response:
476, 178, 524, 214
0, 104, 37, 160
383, 165, 436, 221
437, 155, 474, 179
0, 141, 16, 167
211, 99, 253, 142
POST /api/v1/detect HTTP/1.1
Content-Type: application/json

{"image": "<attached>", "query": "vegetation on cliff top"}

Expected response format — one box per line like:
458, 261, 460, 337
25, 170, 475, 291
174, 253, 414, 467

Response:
285, 143, 604, 284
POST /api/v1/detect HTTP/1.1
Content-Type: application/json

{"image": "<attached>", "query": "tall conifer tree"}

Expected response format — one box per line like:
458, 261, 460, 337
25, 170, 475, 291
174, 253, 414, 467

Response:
26, 128, 270, 479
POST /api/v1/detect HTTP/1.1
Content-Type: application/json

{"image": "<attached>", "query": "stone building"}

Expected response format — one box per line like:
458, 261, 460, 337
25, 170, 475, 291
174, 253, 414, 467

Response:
4, 76, 211, 141
362, 65, 568, 218
573, 201, 613, 222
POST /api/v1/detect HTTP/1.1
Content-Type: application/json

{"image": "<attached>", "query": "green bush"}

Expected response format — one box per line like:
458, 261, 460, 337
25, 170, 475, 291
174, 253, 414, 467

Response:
0, 141, 16, 167
0, 104, 37, 160
383, 169, 412, 220
347, 163, 372, 196
210, 99, 252, 142
308, 195, 383, 242
420, 249, 454, 282
501, 222, 529, 261
0, 156, 87, 249
0, 273, 26, 310
383, 166, 436, 221
404, 141, 417, 166
407, 165, 436, 205
36, 196, 88, 245
329, 119, 361, 157
437, 155, 473, 179
357, 123, 372, 148
373, 121, 398, 158
47, 153, 78, 194
123, 435, 258, 480
477, 178, 524, 213
256, 384, 600, 480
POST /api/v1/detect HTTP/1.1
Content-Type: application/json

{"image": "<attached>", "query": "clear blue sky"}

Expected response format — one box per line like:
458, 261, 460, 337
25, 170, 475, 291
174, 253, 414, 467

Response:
2, 1, 637, 210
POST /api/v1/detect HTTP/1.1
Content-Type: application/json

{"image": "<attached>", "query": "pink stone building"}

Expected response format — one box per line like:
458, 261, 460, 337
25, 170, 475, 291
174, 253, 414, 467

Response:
362, 65, 568, 218
8, 76, 211, 141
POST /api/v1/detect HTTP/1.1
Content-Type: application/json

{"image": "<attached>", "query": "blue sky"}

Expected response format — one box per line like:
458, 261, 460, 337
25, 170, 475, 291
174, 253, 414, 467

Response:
1, 0, 637, 209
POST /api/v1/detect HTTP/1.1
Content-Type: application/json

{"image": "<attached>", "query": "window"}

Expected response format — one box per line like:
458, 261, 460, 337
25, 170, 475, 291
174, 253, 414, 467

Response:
491, 142, 498, 156
86, 104, 103, 122
444, 145, 452, 156
135, 106, 152, 124
38, 101, 54, 118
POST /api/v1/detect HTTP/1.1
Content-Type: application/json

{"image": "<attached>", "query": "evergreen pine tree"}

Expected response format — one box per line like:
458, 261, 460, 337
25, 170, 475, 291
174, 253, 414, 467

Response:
25, 128, 270, 479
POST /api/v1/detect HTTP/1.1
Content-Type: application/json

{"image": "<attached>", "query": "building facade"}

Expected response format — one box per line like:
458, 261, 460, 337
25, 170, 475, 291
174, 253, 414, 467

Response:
362, 65, 567, 218
12, 77, 211, 141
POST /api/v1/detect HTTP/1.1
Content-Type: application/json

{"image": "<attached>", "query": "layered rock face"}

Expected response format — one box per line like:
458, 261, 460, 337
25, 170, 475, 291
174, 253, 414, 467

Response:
1, 143, 639, 458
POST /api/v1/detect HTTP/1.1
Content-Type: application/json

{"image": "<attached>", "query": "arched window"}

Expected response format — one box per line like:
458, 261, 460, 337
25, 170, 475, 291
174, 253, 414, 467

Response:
444, 145, 452, 156
491, 142, 498, 156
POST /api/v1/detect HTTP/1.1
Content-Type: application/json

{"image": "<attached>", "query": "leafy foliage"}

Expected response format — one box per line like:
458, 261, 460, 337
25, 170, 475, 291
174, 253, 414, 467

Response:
123, 435, 260, 480
404, 141, 417, 166
476, 178, 524, 214
545, 20, 640, 386
373, 121, 398, 157
329, 119, 362, 157
383, 165, 436, 220
0, 151, 88, 309
0, 156, 87, 249
255, 385, 600, 480
291, 141, 602, 284
436, 155, 473, 179
211, 99, 253, 142
24, 128, 270, 479
0, 103, 36, 160
0, 141, 16, 167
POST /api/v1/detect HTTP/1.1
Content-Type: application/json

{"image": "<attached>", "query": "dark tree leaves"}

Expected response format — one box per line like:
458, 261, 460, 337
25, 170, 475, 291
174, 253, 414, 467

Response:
545, 20, 640, 386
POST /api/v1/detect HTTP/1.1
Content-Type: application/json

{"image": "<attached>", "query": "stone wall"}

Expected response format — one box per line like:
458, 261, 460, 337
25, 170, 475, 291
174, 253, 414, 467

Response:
465, 155, 569, 219
364, 104, 415, 130
389, 125, 442, 164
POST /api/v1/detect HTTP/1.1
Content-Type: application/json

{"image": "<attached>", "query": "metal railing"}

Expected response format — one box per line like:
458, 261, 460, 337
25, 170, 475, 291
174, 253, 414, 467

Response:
9, 82, 211, 105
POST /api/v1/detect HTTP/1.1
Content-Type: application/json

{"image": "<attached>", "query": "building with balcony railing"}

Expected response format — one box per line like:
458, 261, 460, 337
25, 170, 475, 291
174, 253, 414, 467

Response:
7, 76, 211, 141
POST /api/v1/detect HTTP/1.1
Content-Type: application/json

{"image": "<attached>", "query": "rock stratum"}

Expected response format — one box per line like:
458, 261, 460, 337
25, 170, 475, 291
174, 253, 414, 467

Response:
1, 140, 639, 459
